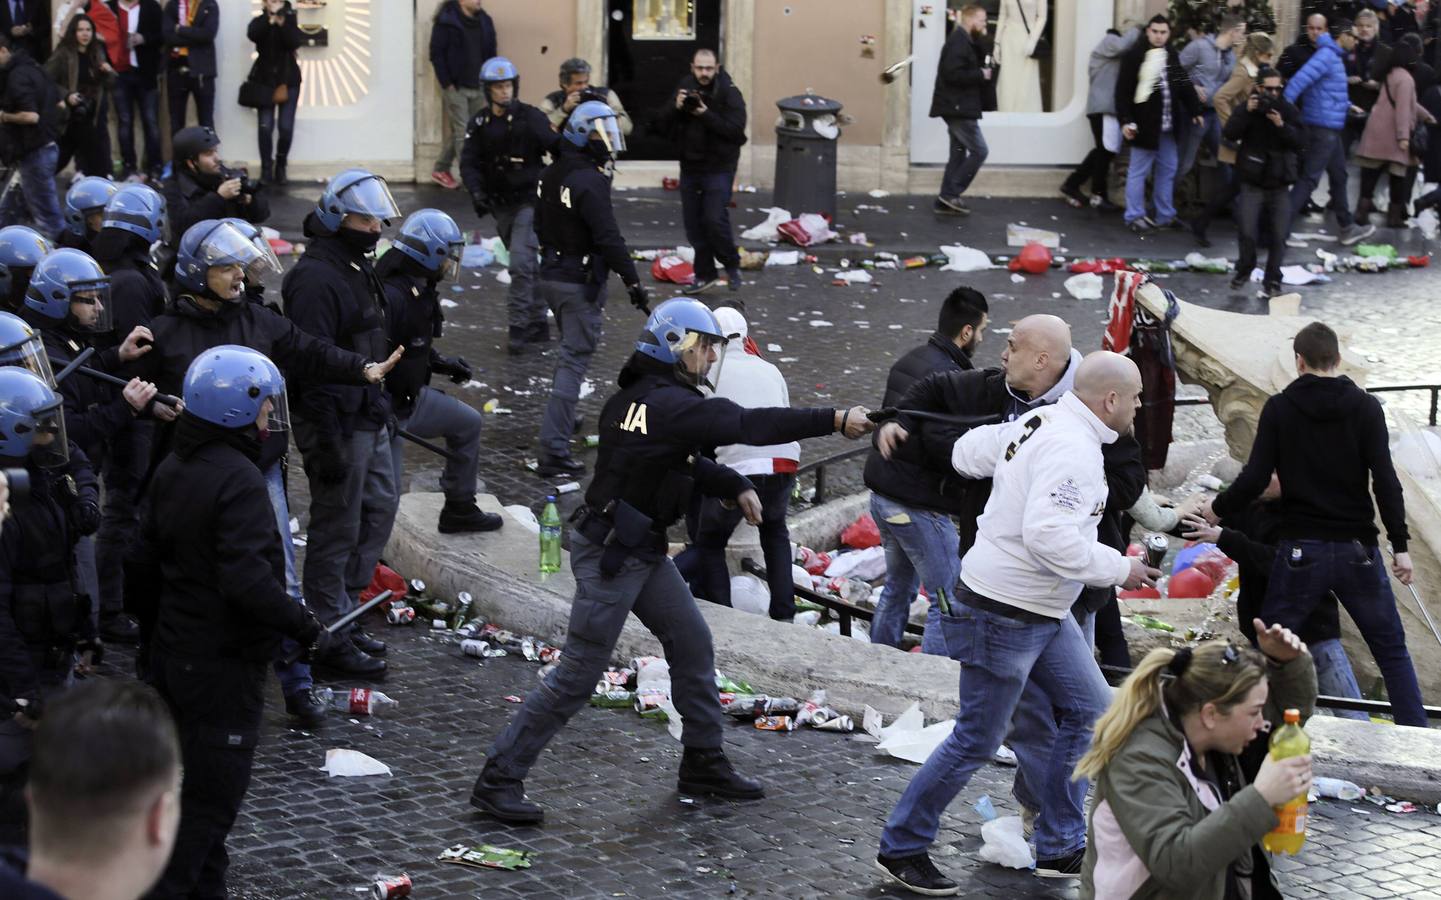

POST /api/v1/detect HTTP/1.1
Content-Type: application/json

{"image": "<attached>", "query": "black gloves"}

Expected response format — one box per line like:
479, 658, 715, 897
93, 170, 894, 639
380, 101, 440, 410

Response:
72, 499, 100, 536
627, 282, 652, 315
434, 355, 473, 385
310, 435, 352, 486
472, 195, 491, 220
296, 612, 327, 662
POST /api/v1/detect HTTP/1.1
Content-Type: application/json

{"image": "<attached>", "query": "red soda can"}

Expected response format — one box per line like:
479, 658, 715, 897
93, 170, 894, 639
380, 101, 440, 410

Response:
371, 873, 412, 899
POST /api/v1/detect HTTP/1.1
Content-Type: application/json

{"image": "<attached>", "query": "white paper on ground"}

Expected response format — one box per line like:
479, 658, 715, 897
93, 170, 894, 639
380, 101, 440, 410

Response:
503, 505, 539, 534
1253, 265, 1324, 285
322, 749, 392, 777
741, 207, 792, 241
867, 702, 955, 764
1063, 272, 1104, 300
938, 244, 993, 272
979, 816, 1035, 869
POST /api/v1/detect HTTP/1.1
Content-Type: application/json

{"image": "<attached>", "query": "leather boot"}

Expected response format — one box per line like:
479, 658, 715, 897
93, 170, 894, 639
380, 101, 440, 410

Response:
274, 155, 288, 186
1387, 174, 1411, 227
506, 326, 529, 356
313, 640, 387, 680
351, 629, 386, 656
439, 500, 504, 534
677, 747, 765, 800
284, 687, 327, 728
261, 159, 274, 184
470, 765, 544, 824
1355, 196, 1374, 224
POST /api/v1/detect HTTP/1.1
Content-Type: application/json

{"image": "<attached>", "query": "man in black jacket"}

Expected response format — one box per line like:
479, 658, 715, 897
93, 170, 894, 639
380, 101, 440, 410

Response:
163, 126, 269, 253
880, 286, 989, 408
930, 4, 991, 216
128, 346, 325, 900
108, 0, 165, 181
1206, 321, 1425, 726
429, 0, 497, 190
865, 314, 1077, 650
0, 36, 64, 241
460, 56, 559, 355
1116, 15, 1204, 233
161, 0, 218, 132
282, 170, 405, 680
1278, 14, 1327, 79
1225, 67, 1303, 297
657, 48, 747, 295
0, 0, 48, 62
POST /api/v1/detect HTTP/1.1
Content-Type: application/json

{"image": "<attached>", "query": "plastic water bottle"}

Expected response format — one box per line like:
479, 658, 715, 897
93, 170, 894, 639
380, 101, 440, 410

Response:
1262, 708, 1310, 854
539, 495, 562, 574
314, 687, 397, 716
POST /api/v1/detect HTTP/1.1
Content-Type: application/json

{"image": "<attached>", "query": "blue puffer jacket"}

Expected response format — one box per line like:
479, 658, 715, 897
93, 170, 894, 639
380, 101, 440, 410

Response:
1284, 33, 1350, 130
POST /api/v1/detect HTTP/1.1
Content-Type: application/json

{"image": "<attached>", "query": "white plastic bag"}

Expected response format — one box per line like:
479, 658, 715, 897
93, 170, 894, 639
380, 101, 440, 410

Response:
764, 249, 801, 266
322, 749, 392, 777
979, 816, 1034, 869
938, 244, 993, 272
1063, 272, 1104, 300
823, 545, 887, 581
728, 574, 770, 616
741, 207, 792, 241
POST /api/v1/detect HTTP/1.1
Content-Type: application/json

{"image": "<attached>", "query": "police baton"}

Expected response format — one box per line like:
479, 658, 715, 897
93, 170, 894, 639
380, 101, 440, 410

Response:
397, 428, 466, 464
282, 589, 394, 665
48, 354, 182, 408
1403, 581, 1441, 651
868, 408, 1004, 428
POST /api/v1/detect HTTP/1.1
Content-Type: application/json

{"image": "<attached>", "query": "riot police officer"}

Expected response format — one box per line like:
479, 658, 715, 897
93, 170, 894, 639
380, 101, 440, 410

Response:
0, 226, 53, 312
0, 309, 59, 385
534, 100, 651, 478
0, 366, 101, 844
282, 170, 405, 679
56, 176, 118, 255
129, 345, 325, 899
470, 298, 874, 824
377, 208, 499, 534
92, 184, 169, 345
460, 56, 558, 356
162, 126, 269, 251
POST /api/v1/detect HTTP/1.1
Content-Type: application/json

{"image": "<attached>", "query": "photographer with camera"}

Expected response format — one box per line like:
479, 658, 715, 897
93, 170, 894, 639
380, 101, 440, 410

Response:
1224, 66, 1303, 298
655, 48, 747, 294
162, 125, 268, 254
45, 14, 116, 179
539, 57, 632, 136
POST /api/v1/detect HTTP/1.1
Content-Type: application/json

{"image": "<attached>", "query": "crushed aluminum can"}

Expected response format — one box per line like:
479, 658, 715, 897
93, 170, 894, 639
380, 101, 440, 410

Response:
461, 639, 506, 659
538, 646, 561, 664
1143, 533, 1168, 570
814, 714, 855, 733
635, 690, 668, 713
755, 715, 796, 732
371, 873, 412, 899
456, 618, 483, 638
385, 605, 416, 626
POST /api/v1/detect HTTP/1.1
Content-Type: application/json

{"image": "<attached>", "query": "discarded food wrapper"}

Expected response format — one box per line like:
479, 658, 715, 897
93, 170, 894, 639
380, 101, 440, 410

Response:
1010, 273, 1026, 284
755, 715, 797, 731
847, 232, 871, 246
322, 749, 392, 778
556, 481, 581, 495
979, 816, 1034, 869
437, 844, 533, 871
1006, 223, 1061, 249
778, 213, 837, 247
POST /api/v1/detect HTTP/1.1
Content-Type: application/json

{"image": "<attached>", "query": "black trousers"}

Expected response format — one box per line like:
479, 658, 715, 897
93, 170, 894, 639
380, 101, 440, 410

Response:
166, 68, 215, 134
1062, 113, 1113, 197
146, 652, 265, 900
674, 471, 797, 619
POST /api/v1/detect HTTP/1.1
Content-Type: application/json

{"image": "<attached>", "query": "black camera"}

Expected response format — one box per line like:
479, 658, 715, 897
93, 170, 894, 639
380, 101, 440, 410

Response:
578, 88, 607, 105
681, 91, 702, 112
221, 166, 260, 195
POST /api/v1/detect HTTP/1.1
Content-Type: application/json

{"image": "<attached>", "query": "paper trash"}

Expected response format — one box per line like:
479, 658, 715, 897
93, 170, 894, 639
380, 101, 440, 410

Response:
322, 749, 392, 777
867, 702, 953, 764
765, 250, 801, 266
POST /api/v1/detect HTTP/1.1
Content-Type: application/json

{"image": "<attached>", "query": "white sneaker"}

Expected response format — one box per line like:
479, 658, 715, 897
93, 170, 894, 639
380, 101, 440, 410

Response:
1284, 235, 1309, 249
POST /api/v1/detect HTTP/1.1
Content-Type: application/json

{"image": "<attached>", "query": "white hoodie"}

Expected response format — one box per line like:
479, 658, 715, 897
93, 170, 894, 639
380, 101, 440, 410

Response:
710, 307, 800, 476
950, 391, 1133, 618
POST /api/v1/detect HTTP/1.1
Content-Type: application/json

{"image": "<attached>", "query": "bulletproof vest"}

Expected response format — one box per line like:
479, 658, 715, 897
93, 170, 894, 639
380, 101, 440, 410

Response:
470, 103, 547, 200
313, 236, 391, 363
7, 466, 84, 648
536, 152, 603, 258
583, 373, 700, 530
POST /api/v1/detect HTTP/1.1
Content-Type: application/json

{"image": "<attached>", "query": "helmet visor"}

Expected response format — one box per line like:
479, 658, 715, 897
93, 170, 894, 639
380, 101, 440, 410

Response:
0, 331, 54, 387
593, 115, 627, 155
258, 387, 290, 436
244, 232, 283, 283
673, 330, 726, 389
337, 177, 401, 224
26, 398, 68, 469
67, 279, 112, 334
441, 240, 464, 281
200, 222, 281, 286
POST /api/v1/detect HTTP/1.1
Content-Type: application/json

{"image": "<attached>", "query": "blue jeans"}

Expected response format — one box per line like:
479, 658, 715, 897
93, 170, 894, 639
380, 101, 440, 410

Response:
674, 472, 797, 619
940, 117, 988, 199
1177, 108, 1219, 180
257, 90, 300, 167
113, 68, 161, 174
1289, 125, 1352, 228
879, 592, 1111, 859
264, 460, 311, 696
1263, 540, 1425, 726
679, 170, 740, 281
1125, 133, 1179, 225
1, 142, 63, 240
869, 493, 956, 654
1311, 637, 1368, 722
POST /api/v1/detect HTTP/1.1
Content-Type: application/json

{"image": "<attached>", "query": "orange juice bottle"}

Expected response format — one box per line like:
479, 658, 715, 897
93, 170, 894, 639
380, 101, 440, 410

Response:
1262, 709, 1310, 854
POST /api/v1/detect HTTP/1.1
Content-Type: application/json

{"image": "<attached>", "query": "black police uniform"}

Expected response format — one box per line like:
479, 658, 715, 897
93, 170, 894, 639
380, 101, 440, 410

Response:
281, 213, 396, 638
478, 354, 837, 797
55, 228, 96, 255
21, 310, 135, 471
534, 141, 645, 465
162, 166, 270, 256
128, 414, 320, 900
0, 441, 99, 842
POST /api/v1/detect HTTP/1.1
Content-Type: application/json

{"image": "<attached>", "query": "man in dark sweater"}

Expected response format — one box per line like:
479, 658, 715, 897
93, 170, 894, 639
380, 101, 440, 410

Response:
879, 286, 989, 408
929, 4, 991, 216
1206, 321, 1425, 725
429, 0, 497, 190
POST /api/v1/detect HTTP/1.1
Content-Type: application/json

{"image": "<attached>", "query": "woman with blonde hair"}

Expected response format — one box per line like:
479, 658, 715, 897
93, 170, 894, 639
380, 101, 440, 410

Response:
1078, 619, 1316, 900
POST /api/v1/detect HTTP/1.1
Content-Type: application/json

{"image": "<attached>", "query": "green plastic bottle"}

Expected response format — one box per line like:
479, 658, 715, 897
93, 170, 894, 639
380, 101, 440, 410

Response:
539, 496, 562, 574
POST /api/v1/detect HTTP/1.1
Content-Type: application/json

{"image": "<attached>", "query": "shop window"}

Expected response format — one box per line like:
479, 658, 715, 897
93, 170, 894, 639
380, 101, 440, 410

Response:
948, 0, 1074, 114
632, 0, 696, 40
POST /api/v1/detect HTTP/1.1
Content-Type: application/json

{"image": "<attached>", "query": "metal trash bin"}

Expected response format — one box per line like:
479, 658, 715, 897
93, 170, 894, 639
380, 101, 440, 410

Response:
773, 93, 843, 220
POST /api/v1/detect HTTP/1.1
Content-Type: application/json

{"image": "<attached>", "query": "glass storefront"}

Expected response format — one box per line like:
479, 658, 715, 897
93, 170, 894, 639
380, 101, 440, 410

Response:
632, 0, 696, 41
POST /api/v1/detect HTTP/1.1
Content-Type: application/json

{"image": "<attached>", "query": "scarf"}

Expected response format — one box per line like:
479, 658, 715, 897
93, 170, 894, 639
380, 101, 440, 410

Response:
171, 0, 194, 59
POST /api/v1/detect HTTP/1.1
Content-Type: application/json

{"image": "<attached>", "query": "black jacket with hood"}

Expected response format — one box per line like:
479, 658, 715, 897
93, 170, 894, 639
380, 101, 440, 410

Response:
929, 24, 986, 120
1213, 374, 1409, 551
655, 67, 747, 174
163, 166, 271, 253
881, 331, 975, 409
1115, 40, 1202, 150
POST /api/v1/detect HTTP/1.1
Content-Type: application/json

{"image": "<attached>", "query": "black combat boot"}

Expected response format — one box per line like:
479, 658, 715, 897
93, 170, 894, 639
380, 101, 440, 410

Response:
439, 500, 504, 534
677, 747, 765, 800
313, 640, 387, 680
284, 687, 327, 728
274, 155, 288, 186
351, 629, 386, 656
507, 326, 529, 355
470, 766, 544, 824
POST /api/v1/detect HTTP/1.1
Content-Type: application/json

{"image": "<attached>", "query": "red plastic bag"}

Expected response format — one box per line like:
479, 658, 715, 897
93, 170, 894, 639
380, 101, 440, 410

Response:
1069, 257, 1130, 274
650, 254, 695, 285
1187, 550, 1232, 586
1007, 241, 1052, 274
1167, 566, 1215, 599
840, 513, 881, 549
360, 563, 407, 603
777, 213, 836, 247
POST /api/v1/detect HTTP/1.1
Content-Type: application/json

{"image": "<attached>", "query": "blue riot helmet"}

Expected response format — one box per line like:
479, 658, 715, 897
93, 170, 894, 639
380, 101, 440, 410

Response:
481, 56, 519, 107
102, 183, 168, 245
218, 218, 282, 283
315, 168, 401, 232
175, 220, 281, 297
563, 100, 626, 156
24, 249, 112, 334
0, 367, 69, 468
0, 226, 55, 309
0, 311, 54, 387
392, 208, 464, 280
64, 176, 119, 237
183, 344, 289, 433
635, 297, 728, 388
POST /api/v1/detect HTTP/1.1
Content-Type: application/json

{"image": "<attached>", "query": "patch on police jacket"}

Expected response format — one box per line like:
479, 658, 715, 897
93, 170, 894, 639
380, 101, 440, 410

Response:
1050, 478, 1083, 512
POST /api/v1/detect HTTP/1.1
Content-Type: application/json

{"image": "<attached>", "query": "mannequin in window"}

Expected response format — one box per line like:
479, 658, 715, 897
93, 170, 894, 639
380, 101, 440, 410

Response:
995, 0, 1045, 112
